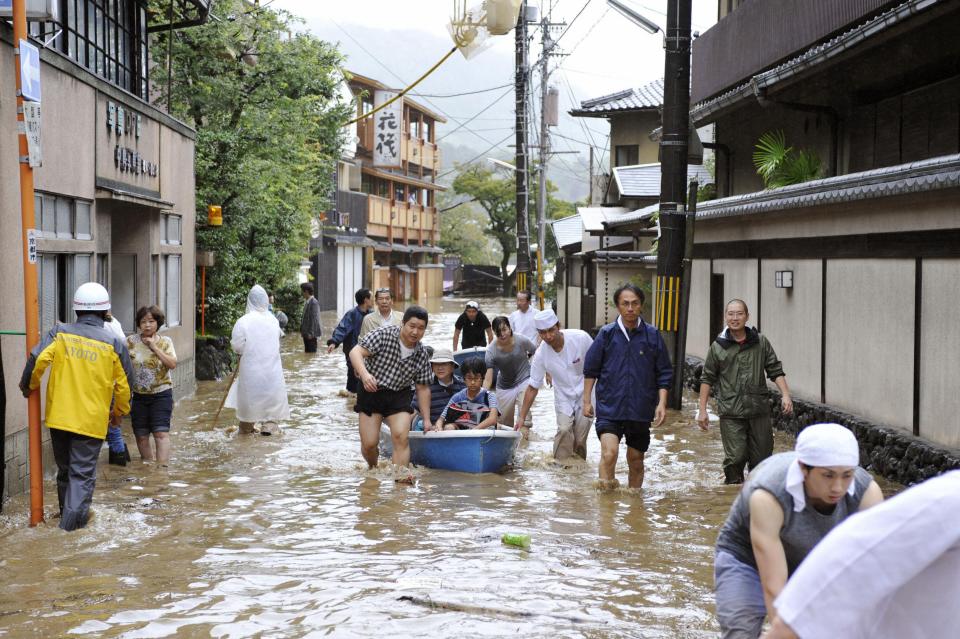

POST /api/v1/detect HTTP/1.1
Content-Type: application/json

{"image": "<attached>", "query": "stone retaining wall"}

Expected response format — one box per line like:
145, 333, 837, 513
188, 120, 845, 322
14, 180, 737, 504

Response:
684, 357, 960, 485
195, 337, 234, 381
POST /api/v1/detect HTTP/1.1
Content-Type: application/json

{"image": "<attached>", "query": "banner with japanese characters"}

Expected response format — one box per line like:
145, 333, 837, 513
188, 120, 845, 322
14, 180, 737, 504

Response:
373, 90, 403, 168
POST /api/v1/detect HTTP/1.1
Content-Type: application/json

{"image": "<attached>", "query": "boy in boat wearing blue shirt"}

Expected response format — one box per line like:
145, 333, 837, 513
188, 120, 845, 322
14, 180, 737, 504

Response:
436, 358, 500, 430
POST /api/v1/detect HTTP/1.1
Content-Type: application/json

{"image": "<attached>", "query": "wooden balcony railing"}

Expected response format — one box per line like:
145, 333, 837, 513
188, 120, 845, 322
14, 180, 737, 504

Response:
366, 194, 439, 246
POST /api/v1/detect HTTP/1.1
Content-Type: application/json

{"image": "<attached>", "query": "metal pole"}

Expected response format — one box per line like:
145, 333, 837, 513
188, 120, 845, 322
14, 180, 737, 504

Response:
536, 12, 550, 311
654, 0, 692, 410
672, 180, 698, 405
200, 265, 206, 336
12, 0, 44, 526
514, 0, 531, 295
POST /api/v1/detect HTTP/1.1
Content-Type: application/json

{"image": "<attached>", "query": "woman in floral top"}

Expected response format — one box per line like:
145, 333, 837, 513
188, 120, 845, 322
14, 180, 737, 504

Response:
127, 305, 178, 464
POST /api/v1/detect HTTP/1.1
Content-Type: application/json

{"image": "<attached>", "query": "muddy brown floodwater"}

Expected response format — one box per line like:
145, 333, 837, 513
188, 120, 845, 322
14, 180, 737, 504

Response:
0, 297, 895, 638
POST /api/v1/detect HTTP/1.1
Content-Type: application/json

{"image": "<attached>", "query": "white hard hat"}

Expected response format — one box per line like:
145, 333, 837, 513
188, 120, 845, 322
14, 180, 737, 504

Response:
73, 282, 111, 311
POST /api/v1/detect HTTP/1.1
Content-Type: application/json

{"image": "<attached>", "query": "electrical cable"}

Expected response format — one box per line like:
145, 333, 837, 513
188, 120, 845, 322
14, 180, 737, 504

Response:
437, 132, 515, 180
331, 19, 505, 150
346, 46, 458, 125
410, 83, 512, 98
437, 86, 515, 142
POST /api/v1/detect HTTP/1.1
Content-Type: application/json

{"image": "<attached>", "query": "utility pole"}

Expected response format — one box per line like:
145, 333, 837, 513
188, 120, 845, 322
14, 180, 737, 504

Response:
536, 12, 551, 311
654, 0, 693, 410
514, 0, 531, 296
535, 12, 564, 310
10, 0, 44, 525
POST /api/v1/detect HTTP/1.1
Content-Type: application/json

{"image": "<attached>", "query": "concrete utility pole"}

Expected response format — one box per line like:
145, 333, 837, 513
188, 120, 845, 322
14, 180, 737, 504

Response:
514, 0, 531, 295
535, 11, 564, 310
655, 0, 693, 410
536, 13, 551, 311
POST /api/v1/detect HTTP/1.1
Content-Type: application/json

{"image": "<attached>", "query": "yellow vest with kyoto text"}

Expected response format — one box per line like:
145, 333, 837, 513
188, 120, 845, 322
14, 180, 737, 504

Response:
27, 324, 132, 439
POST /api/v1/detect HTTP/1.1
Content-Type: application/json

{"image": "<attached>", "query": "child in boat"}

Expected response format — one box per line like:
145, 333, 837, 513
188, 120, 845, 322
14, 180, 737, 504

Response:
436, 357, 500, 430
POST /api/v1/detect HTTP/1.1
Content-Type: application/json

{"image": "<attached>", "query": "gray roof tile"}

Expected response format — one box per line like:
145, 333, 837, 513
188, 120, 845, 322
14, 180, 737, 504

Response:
571, 79, 664, 116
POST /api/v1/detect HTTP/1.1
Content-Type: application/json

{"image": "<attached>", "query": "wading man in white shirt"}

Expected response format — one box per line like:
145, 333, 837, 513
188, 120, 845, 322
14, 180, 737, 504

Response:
514, 309, 594, 461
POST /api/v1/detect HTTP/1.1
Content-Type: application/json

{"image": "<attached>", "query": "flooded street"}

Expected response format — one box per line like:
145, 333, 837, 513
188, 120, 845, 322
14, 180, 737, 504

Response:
2, 298, 807, 637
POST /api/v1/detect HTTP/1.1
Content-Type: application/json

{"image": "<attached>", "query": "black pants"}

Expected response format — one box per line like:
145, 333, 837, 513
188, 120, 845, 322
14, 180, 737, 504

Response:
49, 428, 103, 531
345, 355, 360, 393
303, 336, 318, 353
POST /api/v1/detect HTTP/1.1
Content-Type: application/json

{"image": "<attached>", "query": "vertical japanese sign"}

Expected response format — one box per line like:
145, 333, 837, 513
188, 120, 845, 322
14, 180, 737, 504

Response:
373, 90, 402, 168
22, 101, 42, 167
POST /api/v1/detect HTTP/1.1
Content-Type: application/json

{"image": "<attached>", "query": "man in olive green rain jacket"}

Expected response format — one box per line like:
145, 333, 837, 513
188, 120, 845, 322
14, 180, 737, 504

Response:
696, 299, 793, 484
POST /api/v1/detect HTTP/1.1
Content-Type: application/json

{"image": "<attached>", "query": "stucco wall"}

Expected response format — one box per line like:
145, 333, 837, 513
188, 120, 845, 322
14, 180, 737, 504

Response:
159, 127, 197, 366
687, 259, 711, 358
825, 259, 915, 431
609, 112, 661, 166
758, 259, 822, 402
919, 259, 960, 448
0, 44, 27, 443
712, 259, 758, 323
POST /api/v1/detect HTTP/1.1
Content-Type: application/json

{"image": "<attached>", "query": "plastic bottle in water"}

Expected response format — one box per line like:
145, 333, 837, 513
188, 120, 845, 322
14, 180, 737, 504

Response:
501, 533, 531, 549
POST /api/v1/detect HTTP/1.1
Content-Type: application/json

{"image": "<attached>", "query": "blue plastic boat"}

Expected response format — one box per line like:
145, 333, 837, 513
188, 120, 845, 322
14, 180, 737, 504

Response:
378, 346, 520, 473
381, 427, 522, 474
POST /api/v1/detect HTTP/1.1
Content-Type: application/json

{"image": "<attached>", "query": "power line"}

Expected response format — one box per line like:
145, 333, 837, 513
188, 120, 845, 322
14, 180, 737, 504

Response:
437, 132, 515, 180
437, 86, 515, 142
410, 83, 512, 98
330, 19, 502, 151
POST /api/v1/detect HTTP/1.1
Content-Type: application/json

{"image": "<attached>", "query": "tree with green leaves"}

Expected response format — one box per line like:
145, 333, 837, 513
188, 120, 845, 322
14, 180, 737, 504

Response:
150, 0, 350, 333
451, 163, 576, 295
451, 165, 517, 294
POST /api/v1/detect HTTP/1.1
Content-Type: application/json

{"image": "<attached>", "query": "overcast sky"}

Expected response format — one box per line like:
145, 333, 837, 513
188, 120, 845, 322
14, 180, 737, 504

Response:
268, 0, 718, 198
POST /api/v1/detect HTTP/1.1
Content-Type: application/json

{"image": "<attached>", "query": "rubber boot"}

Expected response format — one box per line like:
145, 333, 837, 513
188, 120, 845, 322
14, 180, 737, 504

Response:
109, 447, 127, 466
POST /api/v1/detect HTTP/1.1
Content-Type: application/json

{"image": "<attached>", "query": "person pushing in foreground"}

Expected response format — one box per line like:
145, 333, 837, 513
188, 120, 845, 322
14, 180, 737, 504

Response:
583, 284, 671, 489
713, 423, 883, 639
762, 470, 960, 639
349, 306, 433, 480
19, 282, 133, 531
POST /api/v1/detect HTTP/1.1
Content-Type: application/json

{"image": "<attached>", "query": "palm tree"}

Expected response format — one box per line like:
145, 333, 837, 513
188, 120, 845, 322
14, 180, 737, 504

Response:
753, 130, 822, 189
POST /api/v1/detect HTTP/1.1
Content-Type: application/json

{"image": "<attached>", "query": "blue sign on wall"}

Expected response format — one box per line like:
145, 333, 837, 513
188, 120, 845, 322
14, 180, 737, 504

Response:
19, 39, 41, 102
0, 0, 12, 11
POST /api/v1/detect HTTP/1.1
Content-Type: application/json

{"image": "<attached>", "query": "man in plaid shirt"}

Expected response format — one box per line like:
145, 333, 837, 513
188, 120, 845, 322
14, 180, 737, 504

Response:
349, 305, 433, 472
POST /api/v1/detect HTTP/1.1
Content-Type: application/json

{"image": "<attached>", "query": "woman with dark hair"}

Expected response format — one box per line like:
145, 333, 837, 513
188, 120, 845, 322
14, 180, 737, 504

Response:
484, 316, 537, 436
127, 304, 178, 463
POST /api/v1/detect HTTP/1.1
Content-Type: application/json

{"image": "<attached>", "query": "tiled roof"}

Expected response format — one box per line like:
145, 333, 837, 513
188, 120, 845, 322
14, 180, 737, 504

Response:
603, 202, 660, 229
695, 153, 960, 219
549, 214, 583, 250
570, 79, 664, 116
578, 206, 629, 232
613, 163, 714, 198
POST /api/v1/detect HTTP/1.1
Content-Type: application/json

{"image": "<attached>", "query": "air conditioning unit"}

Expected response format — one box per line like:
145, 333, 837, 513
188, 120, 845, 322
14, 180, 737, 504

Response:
0, 0, 60, 21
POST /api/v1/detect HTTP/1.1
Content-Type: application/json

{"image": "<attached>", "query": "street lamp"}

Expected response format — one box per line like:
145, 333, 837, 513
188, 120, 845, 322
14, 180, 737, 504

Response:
606, 0, 661, 34
487, 157, 519, 172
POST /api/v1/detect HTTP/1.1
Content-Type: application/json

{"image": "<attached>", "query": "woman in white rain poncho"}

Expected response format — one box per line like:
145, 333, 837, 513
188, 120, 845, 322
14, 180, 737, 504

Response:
225, 285, 290, 435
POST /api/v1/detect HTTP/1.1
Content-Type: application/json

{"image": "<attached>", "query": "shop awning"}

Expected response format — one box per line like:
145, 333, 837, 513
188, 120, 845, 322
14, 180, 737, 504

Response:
394, 264, 417, 274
